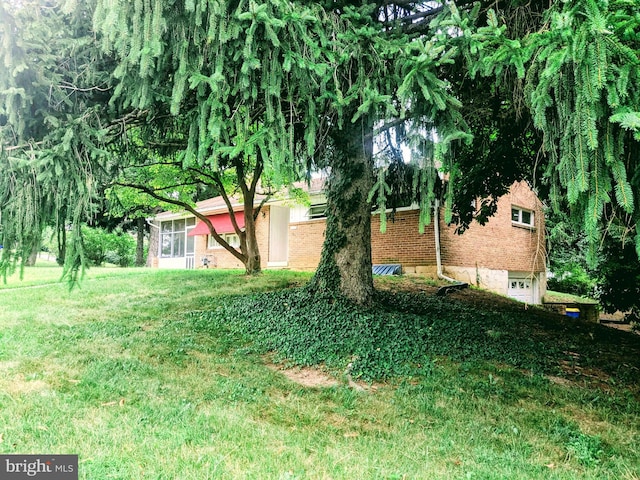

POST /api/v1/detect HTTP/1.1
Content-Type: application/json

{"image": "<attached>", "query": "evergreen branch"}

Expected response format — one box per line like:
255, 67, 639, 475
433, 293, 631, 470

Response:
123, 160, 184, 169
146, 140, 188, 149
383, 5, 444, 27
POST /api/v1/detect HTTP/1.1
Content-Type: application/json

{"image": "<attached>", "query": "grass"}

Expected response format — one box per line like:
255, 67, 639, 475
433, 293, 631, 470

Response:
543, 290, 599, 305
1, 265, 639, 479
0, 258, 150, 290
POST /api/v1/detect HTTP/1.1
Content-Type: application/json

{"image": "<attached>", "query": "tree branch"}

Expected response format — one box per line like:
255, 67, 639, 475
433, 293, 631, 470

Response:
114, 181, 246, 263
1, 141, 45, 152
59, 81, 111, 93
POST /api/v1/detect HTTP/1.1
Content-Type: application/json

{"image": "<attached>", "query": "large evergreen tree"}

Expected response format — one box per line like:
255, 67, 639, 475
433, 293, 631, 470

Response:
91, 0, 469, 303
2, 0, 639, 308
0, 0, 117, 279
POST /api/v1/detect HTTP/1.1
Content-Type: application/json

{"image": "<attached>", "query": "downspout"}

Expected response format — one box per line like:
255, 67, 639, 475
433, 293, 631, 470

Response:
434, 199, 468, 295
433, 199, 459, 284
146, 218, 159, 230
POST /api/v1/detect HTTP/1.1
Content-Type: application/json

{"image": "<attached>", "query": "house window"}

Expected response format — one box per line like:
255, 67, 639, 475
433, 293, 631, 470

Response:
510, 279, 531, 290
511, 207, 534, 227
160, 218, 195, 257
308, 203, 327, 219
208, 233, 241, 249
161, 219, 186, 257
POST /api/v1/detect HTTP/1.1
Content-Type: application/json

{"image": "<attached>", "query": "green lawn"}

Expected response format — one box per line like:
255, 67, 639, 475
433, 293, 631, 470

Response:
1, 266, 639, 479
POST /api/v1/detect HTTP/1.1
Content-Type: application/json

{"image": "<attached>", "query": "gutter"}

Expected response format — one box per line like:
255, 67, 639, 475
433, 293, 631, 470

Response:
433, 199, 468, 296
146, 218, 159, 229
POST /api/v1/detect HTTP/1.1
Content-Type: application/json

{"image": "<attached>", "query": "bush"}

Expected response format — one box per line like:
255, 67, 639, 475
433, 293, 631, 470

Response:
105, 230, 136, 267
598, 233, 640, 321
547, 262, 597, 297
81, 226, 136, 267
82, 227, 109, 266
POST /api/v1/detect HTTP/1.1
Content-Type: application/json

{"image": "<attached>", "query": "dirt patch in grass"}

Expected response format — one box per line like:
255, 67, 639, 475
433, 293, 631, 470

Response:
0, 361, 20, 372
0, 362, 50, 396
2, 374, 50, 396
267, 363, 340, 388
265, 361, 386, 392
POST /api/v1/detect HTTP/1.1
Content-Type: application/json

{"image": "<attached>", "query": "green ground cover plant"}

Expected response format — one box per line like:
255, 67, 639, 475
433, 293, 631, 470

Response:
1, 268, 639, 479
196, 286, 640, 384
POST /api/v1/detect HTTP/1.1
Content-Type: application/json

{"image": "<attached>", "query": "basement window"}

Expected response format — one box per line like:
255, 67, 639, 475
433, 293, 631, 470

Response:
308, 203, 327, 220
511, 207, 534, 228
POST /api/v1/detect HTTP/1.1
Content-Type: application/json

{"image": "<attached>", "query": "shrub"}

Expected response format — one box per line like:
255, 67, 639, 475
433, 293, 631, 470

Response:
105, 230, 136, 267
81, 226, 136, 267
82, 226, 109, 266
598, 233, 640, 321
547, 262, 597, 297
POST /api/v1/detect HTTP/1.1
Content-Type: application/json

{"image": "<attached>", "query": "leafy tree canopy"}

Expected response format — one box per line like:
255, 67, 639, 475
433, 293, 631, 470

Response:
0, 0, 119, 279
1, 0, 639, 305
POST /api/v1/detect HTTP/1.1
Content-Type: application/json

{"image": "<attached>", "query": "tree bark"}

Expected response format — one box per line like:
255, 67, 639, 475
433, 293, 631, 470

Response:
146, 220, 158, 267
235, 156, 263, 276
242, 208, 262, 275
25, 234, 40, 266
56, 226, 66, 266
309, 117, 375, 305
135, 217, 145, 267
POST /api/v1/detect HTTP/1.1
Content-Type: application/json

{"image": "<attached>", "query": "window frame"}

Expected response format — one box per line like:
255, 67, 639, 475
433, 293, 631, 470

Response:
208, 232, 241, 249
307, 203, 327, 220
160, 219, 186, 258
511, 206, 535, 228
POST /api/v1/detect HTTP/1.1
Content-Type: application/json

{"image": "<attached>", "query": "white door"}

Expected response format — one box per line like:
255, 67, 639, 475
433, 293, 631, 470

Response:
269, 206, 289, 266
185, 220, 196, 269
508, 275, 535, 303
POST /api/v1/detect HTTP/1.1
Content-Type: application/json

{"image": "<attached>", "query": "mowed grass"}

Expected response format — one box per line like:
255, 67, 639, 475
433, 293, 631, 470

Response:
1, 266, 639, 479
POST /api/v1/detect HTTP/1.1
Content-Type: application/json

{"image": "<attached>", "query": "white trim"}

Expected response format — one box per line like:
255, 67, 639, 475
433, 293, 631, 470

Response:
507, 272, 540, 304
267, 261, 288, 267
511, 206, 535, 228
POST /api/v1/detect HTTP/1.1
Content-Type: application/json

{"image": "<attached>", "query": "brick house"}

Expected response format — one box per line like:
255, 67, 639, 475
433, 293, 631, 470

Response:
151, 180, 547, 304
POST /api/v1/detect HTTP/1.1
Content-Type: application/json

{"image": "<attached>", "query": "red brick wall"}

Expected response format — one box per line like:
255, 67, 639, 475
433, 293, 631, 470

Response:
286, 181, 545, 274
439, 181, 546, 273
288, 219, 325, 269
180, 181, 545, 276
287, 209, 438, 270
371, 210, 437, 266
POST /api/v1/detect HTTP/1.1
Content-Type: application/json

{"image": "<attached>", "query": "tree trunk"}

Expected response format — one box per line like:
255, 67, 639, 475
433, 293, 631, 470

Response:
56, 226, 66, 266
243, 209, 262, 275
135, 217, 145, 267
235, 156, 262, 276
309, 117, 375, 305
25, 235, 40, 266
146, 220, 158, 267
